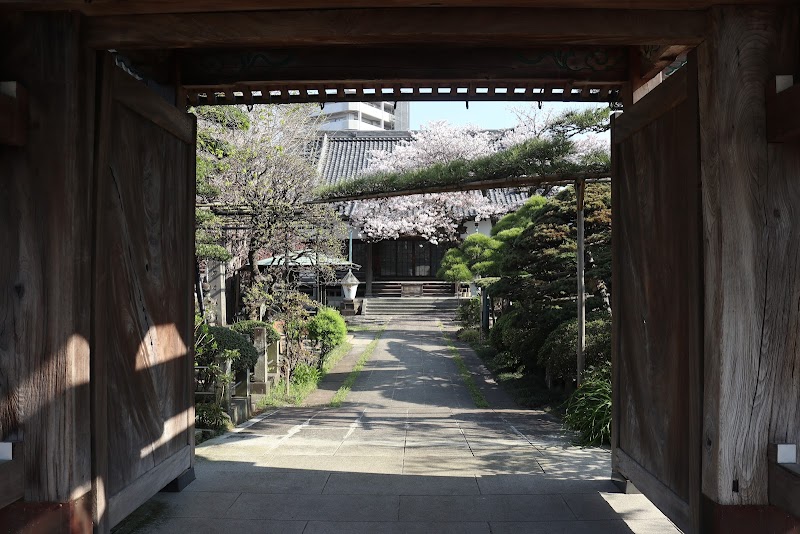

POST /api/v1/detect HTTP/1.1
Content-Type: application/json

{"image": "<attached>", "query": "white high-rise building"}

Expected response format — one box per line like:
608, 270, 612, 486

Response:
316, 101, 410, 131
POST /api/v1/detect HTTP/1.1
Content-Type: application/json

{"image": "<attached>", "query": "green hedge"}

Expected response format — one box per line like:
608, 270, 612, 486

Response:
536, 312, 611, 382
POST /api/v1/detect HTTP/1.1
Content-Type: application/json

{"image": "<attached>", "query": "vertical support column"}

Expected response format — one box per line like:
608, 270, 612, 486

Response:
576, 179, 586, 386
480, 285, 490, 338
0, 11, 95, 528
365, 242, 374, 297
699, 5, 800, 529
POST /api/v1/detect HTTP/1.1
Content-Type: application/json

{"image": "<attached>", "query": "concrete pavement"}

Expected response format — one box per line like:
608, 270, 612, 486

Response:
116, 320, 680, 534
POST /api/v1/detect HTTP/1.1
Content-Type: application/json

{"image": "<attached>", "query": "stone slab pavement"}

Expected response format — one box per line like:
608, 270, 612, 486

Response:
115, 319, 681, 534
302, 328, 381, 407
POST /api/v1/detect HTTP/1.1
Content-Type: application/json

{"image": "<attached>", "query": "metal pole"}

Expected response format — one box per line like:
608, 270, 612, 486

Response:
576, 179, 586, 387
349, 229, 353, 263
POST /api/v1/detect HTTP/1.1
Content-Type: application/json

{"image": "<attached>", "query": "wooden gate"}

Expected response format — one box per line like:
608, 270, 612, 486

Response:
92, 58, 196, 529
611, 56, 703, 533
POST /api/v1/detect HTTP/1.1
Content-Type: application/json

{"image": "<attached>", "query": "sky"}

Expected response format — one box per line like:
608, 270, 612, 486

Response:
409, 101, 606, 130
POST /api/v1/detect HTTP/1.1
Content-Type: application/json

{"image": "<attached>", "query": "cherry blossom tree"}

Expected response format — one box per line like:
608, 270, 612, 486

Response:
345, 109, 610, 244
348, 121, 523, 243
196, 104, 345, 318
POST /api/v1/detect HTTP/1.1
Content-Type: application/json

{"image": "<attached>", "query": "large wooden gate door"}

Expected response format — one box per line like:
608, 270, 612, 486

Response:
92, 58, 196, 530
611, 56, 703, 533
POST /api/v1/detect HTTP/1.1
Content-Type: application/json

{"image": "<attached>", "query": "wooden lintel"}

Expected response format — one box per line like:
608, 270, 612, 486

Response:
84, 8, 708, 50
767, 78, 800, 143
1, 0, 795, 17
0, 82, 28, 146
178, 46, 630, 86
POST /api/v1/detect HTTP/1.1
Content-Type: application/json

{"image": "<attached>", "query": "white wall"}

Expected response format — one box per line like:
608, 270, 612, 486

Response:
459, 218, 493, 240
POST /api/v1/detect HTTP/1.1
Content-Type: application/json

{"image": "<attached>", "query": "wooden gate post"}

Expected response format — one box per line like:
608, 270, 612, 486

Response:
0, 12, 96, 531
698, 6, 800, 531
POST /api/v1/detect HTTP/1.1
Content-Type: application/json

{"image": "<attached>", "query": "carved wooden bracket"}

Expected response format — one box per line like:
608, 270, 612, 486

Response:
767, 76, 800, 143
636, 45, 691, 85
0, 82, 27, 146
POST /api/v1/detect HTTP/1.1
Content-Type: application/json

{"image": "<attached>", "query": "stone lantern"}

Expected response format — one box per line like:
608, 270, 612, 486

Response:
340, 269, 360, 315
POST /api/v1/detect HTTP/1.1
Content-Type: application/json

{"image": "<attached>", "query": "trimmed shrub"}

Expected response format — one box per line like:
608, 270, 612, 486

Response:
208, 326, 259, 373
536, 312, 611, 383
488, 351, 521, 373
488, 309, 517, 352
564, 364, 612, 445
455, 298, 480, 328
456, 328, 481, 345
307, 307, 347, 356
230, 319, 280, 346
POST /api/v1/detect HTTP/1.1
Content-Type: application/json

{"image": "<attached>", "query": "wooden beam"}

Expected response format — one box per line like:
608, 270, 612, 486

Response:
310, 173, 610, 203
767, 77, 800, 142
1, 0, 795, 17
84, 8, 708, 50
179, 46, 630, 86
0, 82, 27, 146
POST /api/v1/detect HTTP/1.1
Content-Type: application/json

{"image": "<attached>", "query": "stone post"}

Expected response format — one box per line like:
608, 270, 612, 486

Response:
207, 260, 227, 325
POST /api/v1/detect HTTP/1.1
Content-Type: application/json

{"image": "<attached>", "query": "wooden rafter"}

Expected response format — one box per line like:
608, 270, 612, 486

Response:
185, 80, 623, 106
83, 8, 708, 50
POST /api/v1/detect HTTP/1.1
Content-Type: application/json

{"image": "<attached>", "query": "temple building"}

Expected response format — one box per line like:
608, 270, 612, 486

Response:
310, 130, 528, 297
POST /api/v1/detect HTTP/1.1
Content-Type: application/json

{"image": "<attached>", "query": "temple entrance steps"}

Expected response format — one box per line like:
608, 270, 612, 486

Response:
362, 296, 461, 317
370, 281, 455, 297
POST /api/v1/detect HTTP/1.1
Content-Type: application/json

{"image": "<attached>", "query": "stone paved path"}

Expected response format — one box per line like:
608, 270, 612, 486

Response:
301, 329, 377, 407
119, 320, 681, 534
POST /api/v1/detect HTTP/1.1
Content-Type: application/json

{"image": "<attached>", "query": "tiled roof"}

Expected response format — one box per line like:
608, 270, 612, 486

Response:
310, 130, 528, 219
311, 131, 414, 187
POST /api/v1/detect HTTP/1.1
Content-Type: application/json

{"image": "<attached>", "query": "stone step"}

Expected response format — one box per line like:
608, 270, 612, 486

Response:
365, 306, 459, 309
365, 306, 459, 311
363, 296, 460, 317
371, 282, 455, 298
